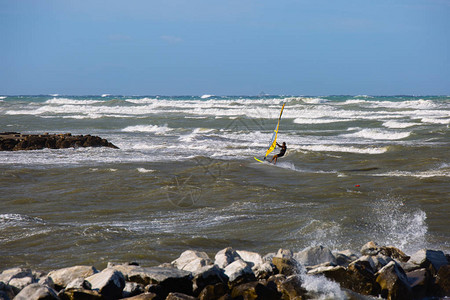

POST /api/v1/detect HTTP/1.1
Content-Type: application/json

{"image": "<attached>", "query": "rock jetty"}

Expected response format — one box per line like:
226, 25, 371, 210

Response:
0, 132, 118, 151
0, 241, 449, 300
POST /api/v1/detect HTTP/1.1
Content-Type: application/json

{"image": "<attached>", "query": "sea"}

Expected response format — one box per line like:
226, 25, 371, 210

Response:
1, 95, 449, 278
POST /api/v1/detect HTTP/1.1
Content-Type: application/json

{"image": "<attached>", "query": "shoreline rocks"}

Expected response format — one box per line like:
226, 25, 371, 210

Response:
0, 132, 118, 151
1, 241, 448, 300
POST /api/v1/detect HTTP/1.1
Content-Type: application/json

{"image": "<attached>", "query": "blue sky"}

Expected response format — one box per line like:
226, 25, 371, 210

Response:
1, 0, 449, 95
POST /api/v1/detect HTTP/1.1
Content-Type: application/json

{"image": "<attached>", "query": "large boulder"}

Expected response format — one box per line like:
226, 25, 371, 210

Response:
215, 247, 241, 269
271, 257, 299, 276
223, 259, 255, 284
197, 283, 228, 300
127, 267, 192, 298
340, 260, 381, 296
360, 241, 380, 256
0, 281, 14, 300
172, 250, 212, 274
85, 268, 125, 299
294, 246, 337, 267
47, 266, 98, 290
230, 281, 280, 300
435, 264, 450, 297
236, 250, 263, 267
58, 288, 103, 300
270, 275, 307, 300
191, 265, 227, 295
408, 249, 448, 274
376, 261, 412, 300
13, 283, 58, 300
406, 268, 431, 300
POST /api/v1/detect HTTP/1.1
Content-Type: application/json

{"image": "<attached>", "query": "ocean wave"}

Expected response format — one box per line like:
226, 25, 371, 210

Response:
299, 145, 388, 154
342, 128, 411, 140
121, 124, 173, 134
382, 120, 420, 128
45, 98, 103, 105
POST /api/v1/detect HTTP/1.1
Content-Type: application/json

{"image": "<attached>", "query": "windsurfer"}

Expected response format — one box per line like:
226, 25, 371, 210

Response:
270, 142, 286, 164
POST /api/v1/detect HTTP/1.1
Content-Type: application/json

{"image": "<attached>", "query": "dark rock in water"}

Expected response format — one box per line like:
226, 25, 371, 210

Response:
166, 292, 197, 300
191, 265, 227, 295
119, 292, 157, 299
271, 257, 299, 276
127, 267, 192, 298
406, 268, 431, 300
198, 283, 228, 300
379, 246, 410, 262
272, 275, 307, 300
231, 281, 280, 300
13, 283, 58, 300
58, 287, 103, 300
342, 260, 381, 296
435, 264, 450, 297
0, 132, 118, 151
376, 261, 412, 300
408, 249, 448, 275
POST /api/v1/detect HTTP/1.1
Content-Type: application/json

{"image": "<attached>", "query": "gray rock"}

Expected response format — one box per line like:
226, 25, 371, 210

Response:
172, 250, 212, 270
252, 262, 274, 279
8, 276, 34, 294
294, 245, 337, 266
408, 249, 448, 274
85, 268, 125, 300
122, 281, 145, 298
223, 259, 253, 283
47, 265, 97, 290
65, 277, 92, 290
275, 248, 293, 259
191, 265, 227, 295
127, 266, 191, 285
109, 263, 141, 281
214, 247, 240, 269
0, 268, 33, 284
235, 250, 263, 268
406, 268, 430, 300
262, 253, 276, 263
360, 241, 380, 256
376, 261, 412, 300
13, 283, 58, 300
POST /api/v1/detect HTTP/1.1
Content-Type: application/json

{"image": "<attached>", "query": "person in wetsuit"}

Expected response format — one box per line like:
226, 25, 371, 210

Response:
270, 142, 287, 164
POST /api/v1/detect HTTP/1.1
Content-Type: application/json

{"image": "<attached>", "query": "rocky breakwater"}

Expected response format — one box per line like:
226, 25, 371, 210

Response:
0, 241, 449, 300
0, 132, 118, 151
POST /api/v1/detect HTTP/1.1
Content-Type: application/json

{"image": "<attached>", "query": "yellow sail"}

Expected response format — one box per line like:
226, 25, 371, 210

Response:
264, 102, 286, 159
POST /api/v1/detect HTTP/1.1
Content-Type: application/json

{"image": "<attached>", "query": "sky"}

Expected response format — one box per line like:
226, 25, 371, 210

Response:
1, 0, 449, 95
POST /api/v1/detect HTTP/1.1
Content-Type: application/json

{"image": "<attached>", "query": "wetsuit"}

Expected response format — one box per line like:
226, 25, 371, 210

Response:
277, 145, 287, 157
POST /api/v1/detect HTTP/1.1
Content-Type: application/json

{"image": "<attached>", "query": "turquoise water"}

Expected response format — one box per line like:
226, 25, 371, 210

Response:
0, 95, 449, 271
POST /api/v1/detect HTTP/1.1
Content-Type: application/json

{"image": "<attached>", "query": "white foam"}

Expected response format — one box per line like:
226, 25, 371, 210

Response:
201, 94, 213, 99
421, 117, 450, 124
300, 145, 388, 154
382, 120, 420, 128
301, 274, 346, 300
137, 168, 155, 173
45, 98, 102, 105
0, 96, 6, 99
372, 169, 450, 178
122, 124, 172, 135
293, 118, 353, 124
343, 128, 411, 140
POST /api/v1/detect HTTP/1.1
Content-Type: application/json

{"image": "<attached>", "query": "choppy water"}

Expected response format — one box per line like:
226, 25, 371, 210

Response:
0, 95, 449, 272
